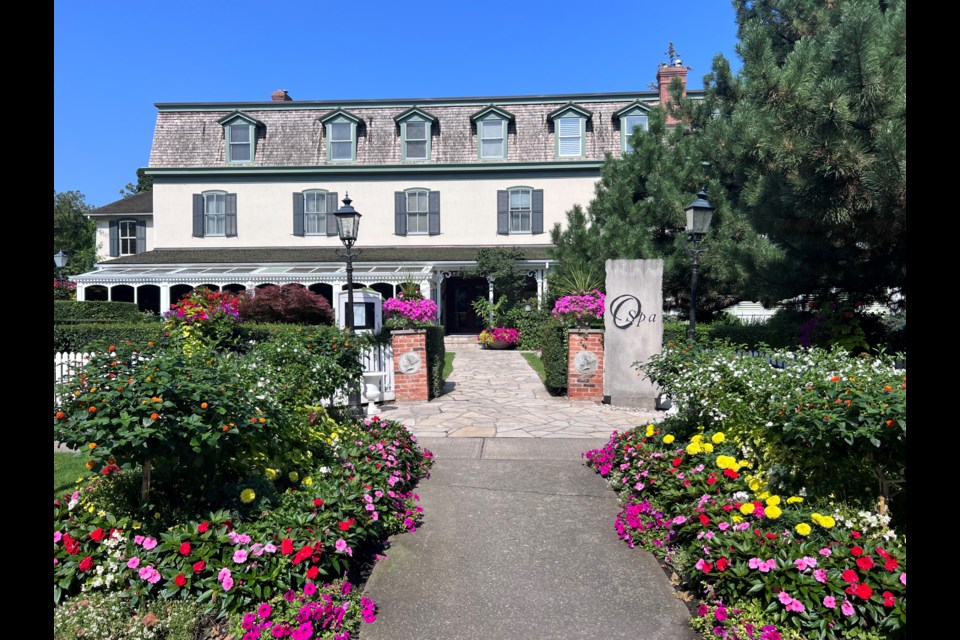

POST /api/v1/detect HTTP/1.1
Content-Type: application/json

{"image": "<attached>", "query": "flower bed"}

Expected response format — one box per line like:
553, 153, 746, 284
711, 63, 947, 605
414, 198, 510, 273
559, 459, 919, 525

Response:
478, 327, 520, 348
584, 423, 906, 639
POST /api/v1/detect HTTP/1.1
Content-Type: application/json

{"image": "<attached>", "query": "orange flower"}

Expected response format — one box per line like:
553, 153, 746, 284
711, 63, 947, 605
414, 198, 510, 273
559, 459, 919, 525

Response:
150, 413, 159, 420
89, 406, 97, 413
222, 425, 229, 432
201, 402, 208, 409
108, 345, 116, 351
55, 411, 65, 420
884, 385, 892, 392
258, 417, 266, 423
88, 442, 97, 449
86, 460, 95, 469
886, 419, 894, 426
108, 457, 116, 465
831, 376, 840, 382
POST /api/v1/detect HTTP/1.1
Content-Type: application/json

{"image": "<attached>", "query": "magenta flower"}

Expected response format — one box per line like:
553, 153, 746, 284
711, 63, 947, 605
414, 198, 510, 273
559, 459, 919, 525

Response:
222, 575, 234, 591
793, 556, 817, 571
778, 592, 793, 605
142, 536, 158, 550
127, 556, 141, 569
819, 547, 832, 557
234, 549, 249, 563
813, 569, 827, 584
823, 596, 837, 609
54, 531, 63, 543
134, 535, 145, 545
841, 599, 855, 616
749, 558, 776, 573
371, 511, 379, 521
258, 603, 272, 619
218, 567, 232, 582
303, 582, 317, 597
900, 572, 906, 585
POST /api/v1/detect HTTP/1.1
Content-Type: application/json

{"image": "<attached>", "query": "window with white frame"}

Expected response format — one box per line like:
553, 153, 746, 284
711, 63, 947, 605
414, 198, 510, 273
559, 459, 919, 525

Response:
479, 116, 506, 159
557, 116, 583, 157
329, 120, 354, 161
622, 114, 649, 152
403, 119, 429, 160
509, 188, 532, 233
406, 189, 429, 234
227, 122, 252, 162
204, 192, 226, 236
304, 190, 327, 235
119, 219, 138, 255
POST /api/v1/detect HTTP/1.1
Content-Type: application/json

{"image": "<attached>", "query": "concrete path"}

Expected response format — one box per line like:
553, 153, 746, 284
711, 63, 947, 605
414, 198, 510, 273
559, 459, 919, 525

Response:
376, 348, 665, 438
361, 437, 695, 640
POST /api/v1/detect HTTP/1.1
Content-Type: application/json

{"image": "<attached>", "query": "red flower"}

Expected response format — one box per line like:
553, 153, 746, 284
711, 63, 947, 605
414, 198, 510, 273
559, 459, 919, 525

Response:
885, 557, 899, 571
700, 562, 713, 573
338, 519, 354, 531
716, 557, 729, 571
723, 468, 738, 479
683, 480, 691, 487
306, 566, 319, 579
192, 561, 205, 574
281, 539, 294, 555
179, 542, 191, 556
197, 522, 210, 533
882, 591, 896, 608
707, 475, 717, 486
90, 528, 106, 542
292, 544, 314, 565
841, 570, 859, 584
851, 531, 861, 539
875, 546, 889, 558
765, 532, 778, 540
854, 583, 873, 600
175, 573, 187, 587
699, 514, 710, 526
722, 504, 733, 512
856, 556, 874, 571
313, 498, 324, 507
78, 556, 94, 572
672, 457, 682, 468
850, 546, 864, 557
63, 534, 80, 555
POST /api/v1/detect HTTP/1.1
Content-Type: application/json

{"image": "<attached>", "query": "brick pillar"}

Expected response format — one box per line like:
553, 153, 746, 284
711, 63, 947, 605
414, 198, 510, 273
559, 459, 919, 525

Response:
656, 62, 689, 126
567, 329, 604, 401
392, 330, 429, 401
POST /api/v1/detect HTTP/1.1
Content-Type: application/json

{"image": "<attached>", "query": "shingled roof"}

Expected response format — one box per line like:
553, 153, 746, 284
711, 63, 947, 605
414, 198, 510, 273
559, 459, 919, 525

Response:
87, 191, 153, 216
102, 245, 555, 266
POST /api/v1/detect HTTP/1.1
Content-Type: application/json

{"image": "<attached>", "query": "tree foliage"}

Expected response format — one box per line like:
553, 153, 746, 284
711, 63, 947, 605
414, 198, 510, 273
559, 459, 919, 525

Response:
464, 247, 530, 311
237, 284, 335, 325
119, 167, 154, 197
53, 190, 97, 276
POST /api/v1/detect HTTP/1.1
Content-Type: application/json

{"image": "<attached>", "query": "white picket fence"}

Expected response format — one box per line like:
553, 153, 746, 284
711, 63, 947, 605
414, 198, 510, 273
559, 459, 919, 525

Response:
53, 344, 395, 406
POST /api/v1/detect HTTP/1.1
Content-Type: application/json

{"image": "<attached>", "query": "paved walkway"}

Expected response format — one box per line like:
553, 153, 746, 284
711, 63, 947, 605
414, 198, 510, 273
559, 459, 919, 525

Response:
376, 348, 665, 438
361, 350, 693, 640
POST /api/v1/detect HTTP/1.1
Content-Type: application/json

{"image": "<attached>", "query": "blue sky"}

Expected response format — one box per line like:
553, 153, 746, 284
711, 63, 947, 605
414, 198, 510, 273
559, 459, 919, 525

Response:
55, 1, 742, 209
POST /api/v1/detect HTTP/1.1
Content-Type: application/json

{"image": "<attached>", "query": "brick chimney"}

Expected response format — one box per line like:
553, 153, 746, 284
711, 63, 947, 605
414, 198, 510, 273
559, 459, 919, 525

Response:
656, 61, 688, 125
271, 89, 292, 102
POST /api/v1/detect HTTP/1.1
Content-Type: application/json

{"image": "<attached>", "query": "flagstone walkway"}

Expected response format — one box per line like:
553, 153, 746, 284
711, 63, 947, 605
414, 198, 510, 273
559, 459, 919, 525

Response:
376, 347, 665, 438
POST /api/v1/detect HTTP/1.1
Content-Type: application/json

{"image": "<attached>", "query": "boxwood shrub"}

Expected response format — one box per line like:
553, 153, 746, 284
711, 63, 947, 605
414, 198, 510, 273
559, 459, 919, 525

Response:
539, 320, 568, 395
54, 323, 165, 353
424, 325, 446, 399
54, 300, 158, 324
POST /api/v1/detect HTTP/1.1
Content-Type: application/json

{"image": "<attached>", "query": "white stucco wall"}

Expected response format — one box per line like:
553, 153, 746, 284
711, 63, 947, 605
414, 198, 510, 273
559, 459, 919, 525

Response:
93, 218, 155, 262
151, 174, 600, 249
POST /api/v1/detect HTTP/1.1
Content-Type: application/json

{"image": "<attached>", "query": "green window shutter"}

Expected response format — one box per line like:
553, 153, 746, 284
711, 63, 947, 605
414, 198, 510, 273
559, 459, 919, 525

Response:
293, 192, 305, 236
428, 190, 440, 236
326, 192, 339, 236
532, 189, 544, 234
192, 194, 204, 237
135, 219, 147, 253
109, 220, 119, 256
225, 193, 238, 237
497, 190, 509, 235
395, 191, 407, 236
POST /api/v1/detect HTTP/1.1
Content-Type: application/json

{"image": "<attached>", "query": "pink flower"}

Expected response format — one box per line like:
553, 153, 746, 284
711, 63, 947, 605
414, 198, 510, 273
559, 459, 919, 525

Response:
257, 603, 272, 619
841, 599, 855, 617
899, 572, 906, 585
778, 592, 794, 605
813, 569, 827, 584
233, 549, 248, 563
819, 547, 832, 557
717, 522, 730, 531
222, 575, 234, 591
54, 531, 63, 543
218, 567, 232, 582
142, 536, 158, 550
134, 535, 145, 545
335, 539, 353, 557
787, 599, 805, 613
371, 511, 379, 521
127, 556, 141, 569
823, 596, 836, 609
749, 558, 776, 573
794, 557, 817, 571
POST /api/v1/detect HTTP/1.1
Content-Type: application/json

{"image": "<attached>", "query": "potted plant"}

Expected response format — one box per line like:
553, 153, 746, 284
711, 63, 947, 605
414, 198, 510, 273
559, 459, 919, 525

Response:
383, 292, 438, 330
478, 327, 521, 350
551, 289, 606, 330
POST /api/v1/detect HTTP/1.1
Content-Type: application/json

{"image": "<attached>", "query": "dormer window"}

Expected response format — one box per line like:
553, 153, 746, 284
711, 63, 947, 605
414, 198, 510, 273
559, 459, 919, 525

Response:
471, 106, 514, 160
218, 112, 261, 163
395, 107, 437, 161
614, 102, 652, 152
548, 104, 592, 158
320, 109, 361, 162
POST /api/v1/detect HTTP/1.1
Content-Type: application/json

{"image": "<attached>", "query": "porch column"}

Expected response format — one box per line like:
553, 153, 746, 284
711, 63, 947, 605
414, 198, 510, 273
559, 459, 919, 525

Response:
160, 284, 171, 311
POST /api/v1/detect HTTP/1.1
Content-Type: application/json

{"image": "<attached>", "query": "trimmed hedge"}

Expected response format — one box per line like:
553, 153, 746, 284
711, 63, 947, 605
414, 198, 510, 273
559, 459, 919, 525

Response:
54, 323, 165, 353
425, 325, 446, 399
54, 300, 158, 325
539, 320, 568, 395
501, 307, 552, 351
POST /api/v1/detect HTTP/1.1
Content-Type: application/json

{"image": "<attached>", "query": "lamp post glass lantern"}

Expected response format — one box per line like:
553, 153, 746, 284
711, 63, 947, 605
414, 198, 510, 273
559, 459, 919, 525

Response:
334, 194, 362, 330
54, 250, 68, 280
684, 189, 714, 341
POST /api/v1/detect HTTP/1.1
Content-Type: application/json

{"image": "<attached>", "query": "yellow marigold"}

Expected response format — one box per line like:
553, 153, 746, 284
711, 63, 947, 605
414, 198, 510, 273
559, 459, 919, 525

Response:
711, 432, 725, 444
811, 512, 823, 525
818, 516, 836, 529
748, 479, 763, 492
288, 472, 299, 482
240, 488, 256, 504
787, 496, 804, 504
265, 468, 278, 480
738, 460, 752, 469
663, 434, 675, 444
732, 515, 743, 523
758, 491, 770, 500
645, 424, 655, 437
765, 505, 782, 519
702, 443, 714, 453
716, 455, 735, 470
685, 442, 703, 455
740, 503, 755, 515
691, 434, 705, 443
303, 477, 313, 486
766, 495, 781, 506
795, 523, 812, 536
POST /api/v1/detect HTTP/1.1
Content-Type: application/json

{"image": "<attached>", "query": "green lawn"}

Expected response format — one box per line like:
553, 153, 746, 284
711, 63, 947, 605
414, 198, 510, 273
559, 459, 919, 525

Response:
521, 351, 546, 383
443, 352, 455, 381
54, 452, 92, 500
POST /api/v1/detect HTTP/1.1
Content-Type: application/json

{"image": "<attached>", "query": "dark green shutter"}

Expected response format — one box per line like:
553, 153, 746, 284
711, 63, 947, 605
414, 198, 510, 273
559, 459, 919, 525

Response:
395, 192, 407, 236
497, 190, 508, 235
225, 193, 238, 237
326, 192, 339, 236
293, 193, 305, 236
532, 189, 544, 234
428, 191, 440, 236
192, 194, 204, 237
109, 220, 119, 256
136, 219, 147, 253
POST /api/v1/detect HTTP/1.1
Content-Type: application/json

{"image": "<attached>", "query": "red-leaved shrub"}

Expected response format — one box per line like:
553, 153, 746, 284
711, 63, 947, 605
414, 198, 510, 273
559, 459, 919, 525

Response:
238, 284, 334, 325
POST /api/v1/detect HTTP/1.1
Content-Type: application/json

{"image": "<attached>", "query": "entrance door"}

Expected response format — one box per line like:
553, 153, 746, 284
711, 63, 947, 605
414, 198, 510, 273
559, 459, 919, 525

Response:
444, 277, 487, 334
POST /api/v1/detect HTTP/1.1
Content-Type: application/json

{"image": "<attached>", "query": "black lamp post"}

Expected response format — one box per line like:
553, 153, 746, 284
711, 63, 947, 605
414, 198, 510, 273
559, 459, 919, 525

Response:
54, 250, 69, 281
684, 189, 715, 341
334, 194, 362, 330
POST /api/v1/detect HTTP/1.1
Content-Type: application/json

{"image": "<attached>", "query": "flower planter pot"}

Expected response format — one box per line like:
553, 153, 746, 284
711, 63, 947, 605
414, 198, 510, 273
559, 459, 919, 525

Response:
486, 340, 515, 350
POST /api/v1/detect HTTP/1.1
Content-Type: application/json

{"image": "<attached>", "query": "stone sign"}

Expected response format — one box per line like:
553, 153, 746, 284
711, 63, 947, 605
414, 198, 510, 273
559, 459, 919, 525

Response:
603, 259, 663, 408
